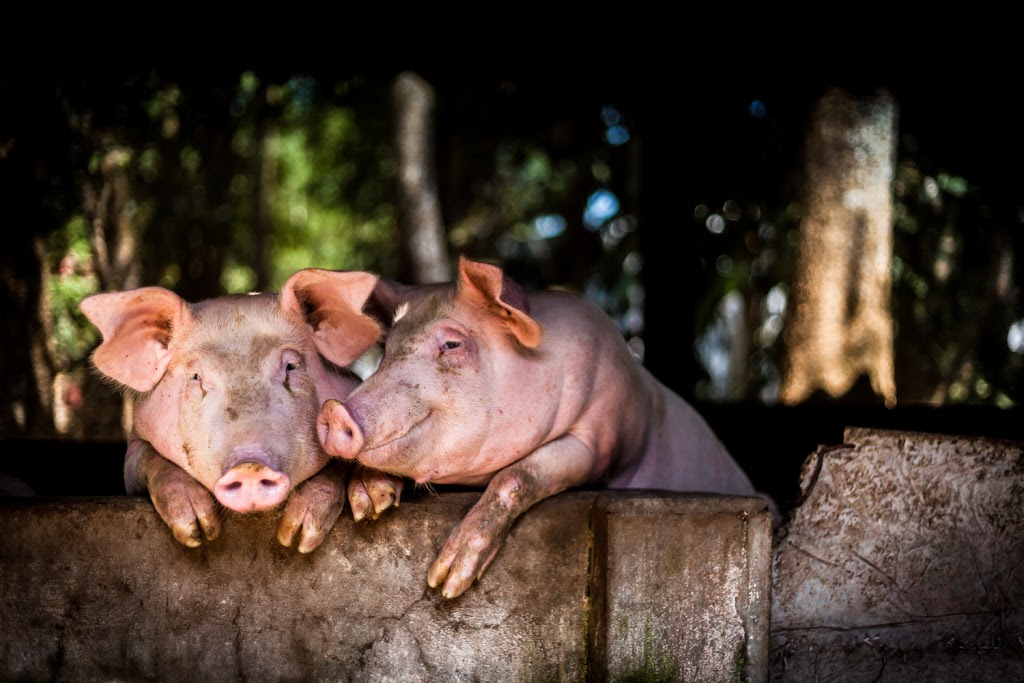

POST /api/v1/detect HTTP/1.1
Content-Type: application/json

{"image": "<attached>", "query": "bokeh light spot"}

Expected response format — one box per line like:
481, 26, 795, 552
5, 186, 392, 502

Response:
605, 125, 630, 145
706, 214, 726, 235
532, 214, 566, 239
584, 190, 620, 230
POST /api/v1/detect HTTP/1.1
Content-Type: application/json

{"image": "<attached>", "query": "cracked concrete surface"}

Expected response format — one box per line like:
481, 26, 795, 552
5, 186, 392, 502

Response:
0, 490, 771, 682
770, 427, 1024, 681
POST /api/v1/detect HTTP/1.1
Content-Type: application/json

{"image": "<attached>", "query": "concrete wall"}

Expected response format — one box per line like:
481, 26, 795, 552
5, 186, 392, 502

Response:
0, 490, 772, 683
770, 427, 1024, 681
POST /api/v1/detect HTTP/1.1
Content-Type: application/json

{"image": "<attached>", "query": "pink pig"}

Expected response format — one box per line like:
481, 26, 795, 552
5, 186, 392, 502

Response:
318, 256, 774, 598
80, 269, 403, 553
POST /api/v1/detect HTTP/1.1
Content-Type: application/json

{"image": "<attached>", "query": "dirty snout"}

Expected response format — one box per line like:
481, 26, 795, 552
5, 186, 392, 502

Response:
317, 399, 364, 460
214, 455, 291, 513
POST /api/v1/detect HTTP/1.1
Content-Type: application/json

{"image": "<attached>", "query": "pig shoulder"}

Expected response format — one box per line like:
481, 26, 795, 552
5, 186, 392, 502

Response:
527, 291, 635, 360
525, 291, 657, 476
529, 291, 756, 498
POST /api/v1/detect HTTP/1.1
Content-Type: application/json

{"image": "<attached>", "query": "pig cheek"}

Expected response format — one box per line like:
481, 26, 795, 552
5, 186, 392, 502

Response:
402, 368, 478, 481
177, 385, 223, 491
272, 372, 326, 484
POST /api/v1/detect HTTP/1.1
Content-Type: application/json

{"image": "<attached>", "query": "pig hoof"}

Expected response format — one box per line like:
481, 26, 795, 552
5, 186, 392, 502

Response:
296, 528, 323, 554
348, 486, 372, 522
371, 492, 396, 517
172, 525, 205, 548
350, 500, 370, 522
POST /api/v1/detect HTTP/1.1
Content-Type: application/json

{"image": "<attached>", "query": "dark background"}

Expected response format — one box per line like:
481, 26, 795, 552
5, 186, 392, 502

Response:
3, 46, 1022, 515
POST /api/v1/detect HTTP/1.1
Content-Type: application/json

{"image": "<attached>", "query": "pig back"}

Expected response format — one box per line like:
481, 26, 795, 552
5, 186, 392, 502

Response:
609, 373, 757, 497
529, 292, 755, 498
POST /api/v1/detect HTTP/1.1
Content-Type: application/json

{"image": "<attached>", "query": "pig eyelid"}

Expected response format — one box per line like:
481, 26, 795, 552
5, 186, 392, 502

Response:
434, 325, 468, 356
281, 349, 303, 372
187, 371, 207, 399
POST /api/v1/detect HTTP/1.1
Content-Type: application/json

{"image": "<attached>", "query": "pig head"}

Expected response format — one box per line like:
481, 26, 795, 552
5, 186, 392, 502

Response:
319, 255, 769, 598
81, 268, 403, 553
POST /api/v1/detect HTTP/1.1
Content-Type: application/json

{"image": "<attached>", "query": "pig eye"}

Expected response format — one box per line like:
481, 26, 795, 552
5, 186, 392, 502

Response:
281, 350, 303, 391
186, 370, 206, 399
443, 340, 462, 351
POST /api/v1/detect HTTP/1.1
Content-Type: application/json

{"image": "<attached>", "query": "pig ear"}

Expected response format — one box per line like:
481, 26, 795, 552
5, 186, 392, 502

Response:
79, 287, 190, 392
457, 256, 543, 348
281, 268, 382, 367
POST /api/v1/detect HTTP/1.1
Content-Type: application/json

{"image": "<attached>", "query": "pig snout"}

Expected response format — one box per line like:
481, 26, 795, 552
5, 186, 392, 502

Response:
214, 462, 291, 513
317, 399, 364, 460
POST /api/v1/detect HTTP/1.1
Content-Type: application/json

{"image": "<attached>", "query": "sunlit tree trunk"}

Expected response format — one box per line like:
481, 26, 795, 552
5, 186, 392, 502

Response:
781, 88, 898, 407
392, 71, 451, 284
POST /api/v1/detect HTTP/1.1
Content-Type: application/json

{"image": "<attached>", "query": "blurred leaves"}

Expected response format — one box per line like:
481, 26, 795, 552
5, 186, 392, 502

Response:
46, 216, 99, 365
28, 70, 1024, 440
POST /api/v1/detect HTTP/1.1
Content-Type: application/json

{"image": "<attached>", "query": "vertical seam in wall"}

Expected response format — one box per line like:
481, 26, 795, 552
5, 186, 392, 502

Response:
746, 508, 772, 683
585, 495, 608, 683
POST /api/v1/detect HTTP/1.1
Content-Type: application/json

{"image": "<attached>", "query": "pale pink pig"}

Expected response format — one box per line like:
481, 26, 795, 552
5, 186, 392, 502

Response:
319, 256, 775, 598
80, 268, 403, 553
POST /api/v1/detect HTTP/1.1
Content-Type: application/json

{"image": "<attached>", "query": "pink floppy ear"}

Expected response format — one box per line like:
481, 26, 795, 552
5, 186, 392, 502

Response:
456, 256, 543, 348
281, 268, 382, 367
79, 287, 190, 392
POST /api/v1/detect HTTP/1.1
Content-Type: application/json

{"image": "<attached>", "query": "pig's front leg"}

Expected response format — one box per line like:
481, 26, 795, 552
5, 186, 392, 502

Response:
347, 465, 405, 522
277, 459, 350, 553
427, 433, 596, 599
125, 437, 221, 547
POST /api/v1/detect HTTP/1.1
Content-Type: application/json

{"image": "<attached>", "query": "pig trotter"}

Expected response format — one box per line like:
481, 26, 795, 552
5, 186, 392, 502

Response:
277, 459, 349, 553
426, 440, 586, 598
426, 472, 530, 599
136, 444, 221, 547
427, 506, 513, 599
347, 465, 404, 522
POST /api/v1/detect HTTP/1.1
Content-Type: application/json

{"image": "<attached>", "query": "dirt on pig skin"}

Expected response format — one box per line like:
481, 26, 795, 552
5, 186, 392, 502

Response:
81, 268, 404, 553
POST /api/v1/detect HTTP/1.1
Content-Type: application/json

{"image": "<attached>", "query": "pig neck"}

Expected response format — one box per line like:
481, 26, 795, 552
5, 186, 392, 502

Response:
488, 291, 656, 486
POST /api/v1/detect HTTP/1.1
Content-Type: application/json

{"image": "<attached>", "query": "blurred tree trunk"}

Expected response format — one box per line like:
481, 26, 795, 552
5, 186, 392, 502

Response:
80, 137, 145, 439
392, 71, 451, 284
0, 79, 69, 437
781, 88, 898, 407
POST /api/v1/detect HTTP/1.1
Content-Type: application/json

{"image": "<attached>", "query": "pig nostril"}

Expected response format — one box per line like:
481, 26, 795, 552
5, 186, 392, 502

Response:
260, 479, 278, 488
225, 481, 243, 491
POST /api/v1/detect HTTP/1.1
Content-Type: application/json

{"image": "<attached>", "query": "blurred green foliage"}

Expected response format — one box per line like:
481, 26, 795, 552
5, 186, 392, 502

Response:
46, 216, 100, 365
34, 69, 1024, 444
891, 160, 1020, 407
48, 70, 400, 397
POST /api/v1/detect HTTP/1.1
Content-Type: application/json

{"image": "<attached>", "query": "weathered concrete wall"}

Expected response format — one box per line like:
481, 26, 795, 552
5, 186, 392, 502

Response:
770, 427, 1024, 681
0, 490, 771, 683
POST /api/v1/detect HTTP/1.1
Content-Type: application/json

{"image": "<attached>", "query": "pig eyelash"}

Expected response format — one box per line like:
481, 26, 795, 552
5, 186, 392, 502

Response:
189, 372, 207, 399
283, 361, 300, 391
